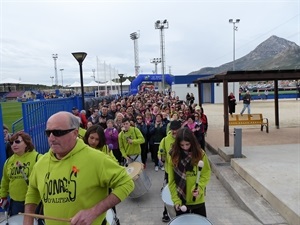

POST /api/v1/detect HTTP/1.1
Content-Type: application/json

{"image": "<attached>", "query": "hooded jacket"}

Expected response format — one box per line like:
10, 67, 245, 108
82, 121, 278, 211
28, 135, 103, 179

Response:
167, 150, 211, 206
158, 131, 175, 174
0, 150, 41, 201
25, 139, 134, 225
118, 127, 145, 157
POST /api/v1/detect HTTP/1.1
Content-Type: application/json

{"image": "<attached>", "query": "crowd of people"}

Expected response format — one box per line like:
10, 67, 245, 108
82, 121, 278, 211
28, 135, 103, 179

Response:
0, 90, 211, 224
73, 91, 209, 171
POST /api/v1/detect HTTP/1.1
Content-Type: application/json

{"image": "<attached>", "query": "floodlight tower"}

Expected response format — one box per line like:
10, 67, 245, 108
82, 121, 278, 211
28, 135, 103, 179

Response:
150, 58, 161, 74
92, 69, 96, 81
50, 76, 54, 86
60, 69, 64, 87
52, 54, 58, 87
155, 19, 169, 92
150, 58, 161, 89
130, 31, 140, 76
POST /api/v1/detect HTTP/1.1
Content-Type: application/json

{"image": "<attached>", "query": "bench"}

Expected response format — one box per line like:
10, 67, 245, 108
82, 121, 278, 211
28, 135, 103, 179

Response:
229, 113, 269, 133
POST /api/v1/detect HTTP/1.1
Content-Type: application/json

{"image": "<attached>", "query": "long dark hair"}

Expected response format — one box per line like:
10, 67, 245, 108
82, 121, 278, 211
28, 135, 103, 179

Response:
170, 127, 203, 167
83, 125, 106, 149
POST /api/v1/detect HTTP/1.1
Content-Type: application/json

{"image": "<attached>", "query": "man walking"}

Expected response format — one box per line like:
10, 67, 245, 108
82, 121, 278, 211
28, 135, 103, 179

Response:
23, 112, 134, 225
240, 90, 252, 115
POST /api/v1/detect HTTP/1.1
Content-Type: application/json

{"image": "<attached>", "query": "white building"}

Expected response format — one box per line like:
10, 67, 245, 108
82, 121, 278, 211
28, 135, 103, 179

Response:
172, 75, 239, 104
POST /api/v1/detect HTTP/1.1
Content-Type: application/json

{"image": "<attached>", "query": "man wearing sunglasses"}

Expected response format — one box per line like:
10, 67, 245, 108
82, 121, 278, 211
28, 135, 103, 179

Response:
23, 111, 134, 225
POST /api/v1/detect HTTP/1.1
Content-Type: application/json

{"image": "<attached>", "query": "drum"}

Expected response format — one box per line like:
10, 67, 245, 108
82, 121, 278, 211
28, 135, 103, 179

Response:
0, 215, 38, 225
168, 214, 213, 225
106, 209, 116, 225
126, 162, 151, 198
161, 184, 176, 219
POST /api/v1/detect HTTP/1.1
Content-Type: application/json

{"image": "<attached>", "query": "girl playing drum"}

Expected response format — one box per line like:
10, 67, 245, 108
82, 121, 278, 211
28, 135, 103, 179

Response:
168, 127, 211, 217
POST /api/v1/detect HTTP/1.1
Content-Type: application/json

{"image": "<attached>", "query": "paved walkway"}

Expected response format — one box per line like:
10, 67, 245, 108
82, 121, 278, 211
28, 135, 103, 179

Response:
204, 99, 300, 225
116, 154, 263, 225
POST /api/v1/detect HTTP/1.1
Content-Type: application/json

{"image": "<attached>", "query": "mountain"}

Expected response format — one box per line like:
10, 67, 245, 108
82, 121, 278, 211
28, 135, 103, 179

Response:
189, 35, 300, 75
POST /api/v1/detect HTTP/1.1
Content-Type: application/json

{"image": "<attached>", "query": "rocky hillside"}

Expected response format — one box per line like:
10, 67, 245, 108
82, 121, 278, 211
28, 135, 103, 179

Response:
189, 35, 300, 75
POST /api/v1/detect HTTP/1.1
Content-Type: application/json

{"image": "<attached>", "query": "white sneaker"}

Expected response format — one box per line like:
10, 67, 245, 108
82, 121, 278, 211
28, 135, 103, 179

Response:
155, 166, 159, 172
160, 166, 165, 171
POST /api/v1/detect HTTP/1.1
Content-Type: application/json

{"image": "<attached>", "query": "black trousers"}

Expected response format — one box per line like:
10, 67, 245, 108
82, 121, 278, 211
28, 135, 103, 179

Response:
112, 148, 123, 165
150, 143, 159, 166
140, 143, 148, 165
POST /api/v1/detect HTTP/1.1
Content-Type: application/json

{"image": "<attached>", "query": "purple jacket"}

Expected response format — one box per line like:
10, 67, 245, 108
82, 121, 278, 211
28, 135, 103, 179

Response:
104, 127, 119, 149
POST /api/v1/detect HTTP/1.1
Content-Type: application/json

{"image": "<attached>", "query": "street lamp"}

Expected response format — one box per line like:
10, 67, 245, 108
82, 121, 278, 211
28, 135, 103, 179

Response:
52, 54, 58, 88
229, 19, 240, 71
229, 19, 240, 93
72, 52, 87, 110
118, 73, 124, 97
155, 19, 169, 92
60, 69, 64, 87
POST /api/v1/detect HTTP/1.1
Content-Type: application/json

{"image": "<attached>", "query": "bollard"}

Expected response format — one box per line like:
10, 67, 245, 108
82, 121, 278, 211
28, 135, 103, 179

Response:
233, 128, 242, 158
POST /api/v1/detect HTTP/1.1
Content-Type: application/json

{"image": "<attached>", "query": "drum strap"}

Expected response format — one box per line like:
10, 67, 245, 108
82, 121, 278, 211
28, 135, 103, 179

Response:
186, 202, 205, 210
128, 155, 139, 161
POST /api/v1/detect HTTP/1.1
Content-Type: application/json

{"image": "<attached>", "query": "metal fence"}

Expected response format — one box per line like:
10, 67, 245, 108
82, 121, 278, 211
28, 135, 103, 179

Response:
0, 95, 117, 179
10, 95, 117, 154
0, 106, 6, 179
21, 97, 79, 154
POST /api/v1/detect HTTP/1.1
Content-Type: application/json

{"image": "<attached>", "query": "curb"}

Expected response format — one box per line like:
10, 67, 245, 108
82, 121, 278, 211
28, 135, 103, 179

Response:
206, 148, 288, 225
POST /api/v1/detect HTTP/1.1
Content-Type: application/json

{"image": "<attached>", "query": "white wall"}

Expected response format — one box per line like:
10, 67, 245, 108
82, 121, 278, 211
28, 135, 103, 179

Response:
214, 83, 223, 103
173, 82, 239, 104
214, 82, 239, 103
172, 84, 199, 104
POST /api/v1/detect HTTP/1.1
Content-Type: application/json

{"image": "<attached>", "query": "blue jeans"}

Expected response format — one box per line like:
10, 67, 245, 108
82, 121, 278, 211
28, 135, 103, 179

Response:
240, 104, 251, 115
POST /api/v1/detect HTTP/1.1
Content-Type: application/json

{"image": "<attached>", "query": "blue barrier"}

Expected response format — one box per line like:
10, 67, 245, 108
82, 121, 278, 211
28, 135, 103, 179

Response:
13, 95, 116, 154
0, 106, 6, 179
130, 74, 174, 95
21, 97, 78, 154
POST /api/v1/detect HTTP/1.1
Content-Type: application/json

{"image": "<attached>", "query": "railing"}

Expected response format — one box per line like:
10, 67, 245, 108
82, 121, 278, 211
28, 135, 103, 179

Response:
21, 97, 78, 154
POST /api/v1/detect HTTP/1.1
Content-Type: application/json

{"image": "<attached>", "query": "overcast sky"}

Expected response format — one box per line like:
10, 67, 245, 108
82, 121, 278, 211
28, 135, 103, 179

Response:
1, 0, 299, 86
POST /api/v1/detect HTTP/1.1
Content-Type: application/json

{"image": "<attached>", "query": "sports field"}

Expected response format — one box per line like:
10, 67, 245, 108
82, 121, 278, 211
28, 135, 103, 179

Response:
0, 101, 22, 131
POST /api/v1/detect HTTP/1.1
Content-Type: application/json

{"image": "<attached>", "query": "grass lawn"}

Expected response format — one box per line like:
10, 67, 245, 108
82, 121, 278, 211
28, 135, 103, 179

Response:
0, 101, 22, 131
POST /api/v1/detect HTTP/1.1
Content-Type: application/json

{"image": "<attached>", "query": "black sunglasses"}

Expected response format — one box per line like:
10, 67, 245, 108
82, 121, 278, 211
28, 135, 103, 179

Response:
45, 128, 75, 137
10, 139, 22, 145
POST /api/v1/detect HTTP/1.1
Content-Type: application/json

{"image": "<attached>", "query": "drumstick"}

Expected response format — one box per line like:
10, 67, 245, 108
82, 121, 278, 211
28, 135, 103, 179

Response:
192, 160, 204, 202
19, 212, 71, 222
